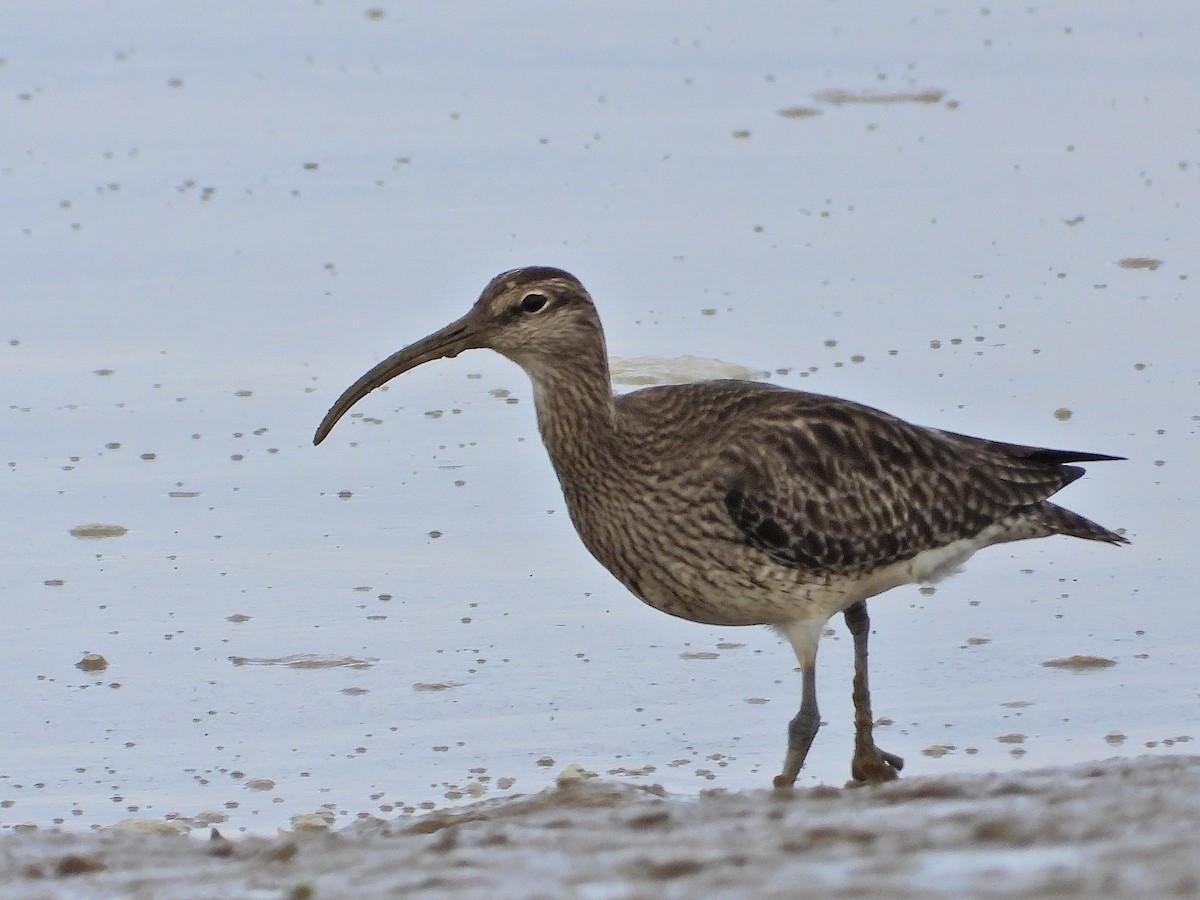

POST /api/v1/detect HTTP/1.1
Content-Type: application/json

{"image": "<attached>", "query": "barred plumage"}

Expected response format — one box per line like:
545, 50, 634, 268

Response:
315, 266, 1127, 787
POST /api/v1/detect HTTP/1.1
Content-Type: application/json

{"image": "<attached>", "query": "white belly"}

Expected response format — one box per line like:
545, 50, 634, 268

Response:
851, 523, 1008, 603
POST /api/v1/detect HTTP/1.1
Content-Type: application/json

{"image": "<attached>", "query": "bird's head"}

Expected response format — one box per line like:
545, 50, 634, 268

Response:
313, 266, 605, 444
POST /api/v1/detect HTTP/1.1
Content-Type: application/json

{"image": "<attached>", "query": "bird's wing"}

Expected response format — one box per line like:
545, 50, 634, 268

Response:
715, 396, 1089, 575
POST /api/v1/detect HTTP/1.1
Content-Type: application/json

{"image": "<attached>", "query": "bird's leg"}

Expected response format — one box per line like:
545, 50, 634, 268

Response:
774, 659, 819, 788
773, 620, 826, 788
843, 600, 903, 784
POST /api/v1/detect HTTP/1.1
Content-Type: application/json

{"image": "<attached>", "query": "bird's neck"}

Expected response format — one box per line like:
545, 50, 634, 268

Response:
526, 347, 619, 472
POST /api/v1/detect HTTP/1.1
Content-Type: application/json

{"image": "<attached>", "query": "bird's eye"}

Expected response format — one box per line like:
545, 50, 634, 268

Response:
519, 292, 548, 313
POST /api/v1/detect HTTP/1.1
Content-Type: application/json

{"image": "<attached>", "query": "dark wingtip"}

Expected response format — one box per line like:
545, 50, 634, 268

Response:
1027, 449, 1127, 465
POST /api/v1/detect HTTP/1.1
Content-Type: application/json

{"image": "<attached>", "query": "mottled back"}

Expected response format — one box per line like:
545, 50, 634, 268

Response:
616, 380, 1124, 578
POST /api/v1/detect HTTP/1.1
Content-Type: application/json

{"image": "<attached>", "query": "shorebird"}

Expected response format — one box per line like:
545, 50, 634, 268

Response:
314, 266, 1127, 787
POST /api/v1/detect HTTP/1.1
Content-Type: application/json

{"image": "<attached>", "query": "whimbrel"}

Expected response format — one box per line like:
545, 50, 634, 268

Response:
314, 267, 1127, 787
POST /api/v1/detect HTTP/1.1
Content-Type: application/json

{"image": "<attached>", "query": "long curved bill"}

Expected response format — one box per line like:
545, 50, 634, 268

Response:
313, 314, 476, 445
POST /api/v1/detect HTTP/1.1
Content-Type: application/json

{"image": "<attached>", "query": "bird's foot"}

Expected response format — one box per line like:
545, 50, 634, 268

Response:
772, 747, 804, 790
848, 745, 904, 785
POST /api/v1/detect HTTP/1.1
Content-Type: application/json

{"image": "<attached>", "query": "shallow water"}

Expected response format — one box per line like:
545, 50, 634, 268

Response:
3, 1, 1197, 837
3, 757, 1199, 899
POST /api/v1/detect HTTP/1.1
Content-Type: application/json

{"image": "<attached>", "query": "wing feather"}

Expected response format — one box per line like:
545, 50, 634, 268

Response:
716, 393, 1113, 575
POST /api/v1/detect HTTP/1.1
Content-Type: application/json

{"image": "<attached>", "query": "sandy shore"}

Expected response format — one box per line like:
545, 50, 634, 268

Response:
3, 754, 1197, 899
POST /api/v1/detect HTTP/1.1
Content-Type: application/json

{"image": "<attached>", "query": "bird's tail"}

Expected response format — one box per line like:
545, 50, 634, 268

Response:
1038, 501, 1129, 545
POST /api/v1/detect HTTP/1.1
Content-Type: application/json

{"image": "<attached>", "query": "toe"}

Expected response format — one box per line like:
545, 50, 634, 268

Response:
850, 747, 904, 784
